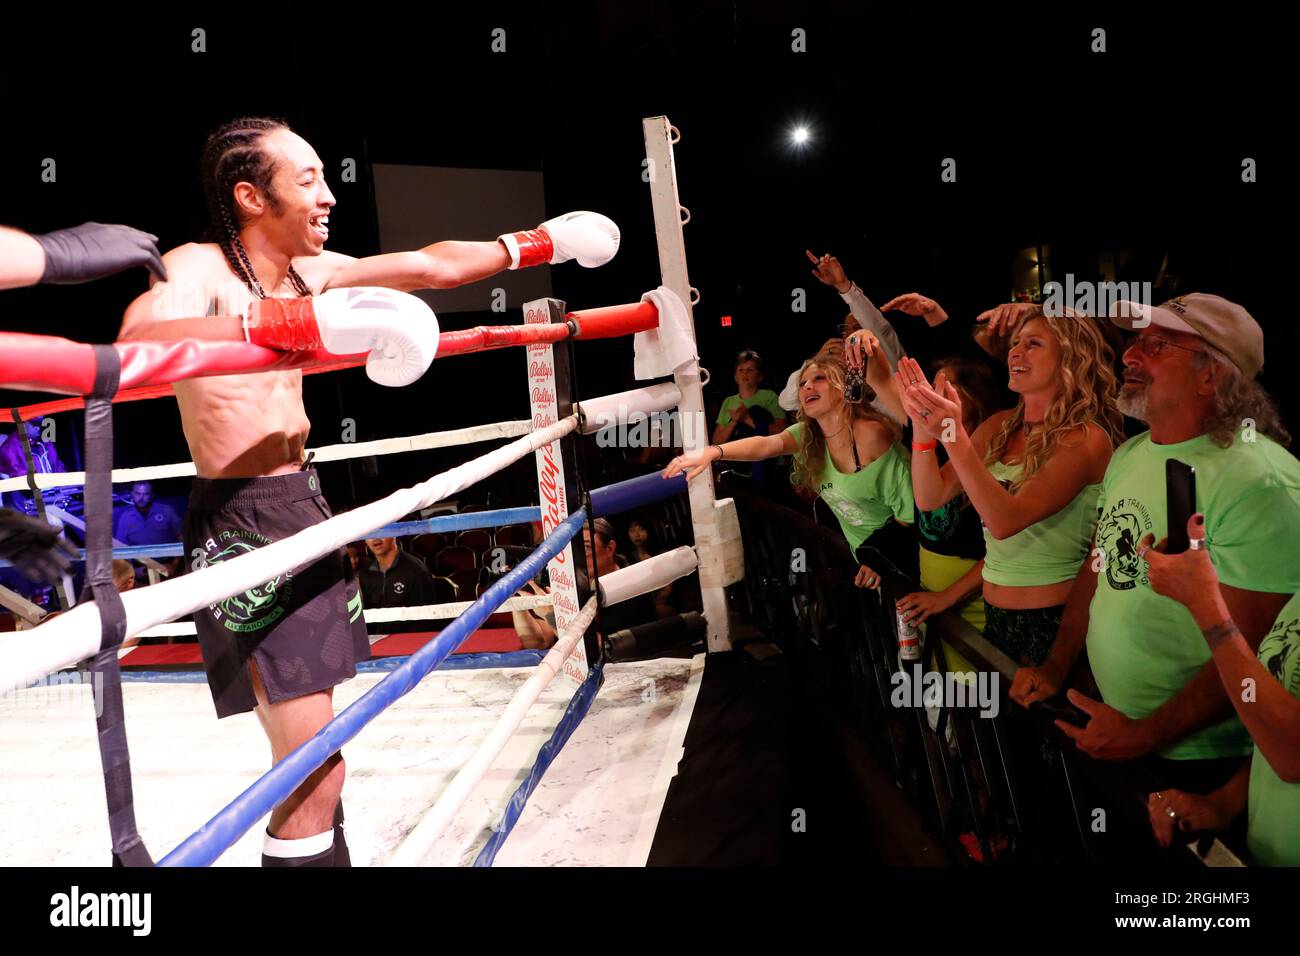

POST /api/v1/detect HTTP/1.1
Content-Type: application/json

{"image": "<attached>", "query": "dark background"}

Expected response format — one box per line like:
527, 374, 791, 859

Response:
0, 4, 1293, 510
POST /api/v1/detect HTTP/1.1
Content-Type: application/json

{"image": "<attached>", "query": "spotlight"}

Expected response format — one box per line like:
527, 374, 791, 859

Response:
792, 126, 809, 145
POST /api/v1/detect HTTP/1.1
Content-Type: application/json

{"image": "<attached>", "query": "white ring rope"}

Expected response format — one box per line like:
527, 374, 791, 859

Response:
121, 594, 556, 641
386, 596, 599, 866
0, 416, 578, 693
0, 420, 534, 494
600, 546, 699, 606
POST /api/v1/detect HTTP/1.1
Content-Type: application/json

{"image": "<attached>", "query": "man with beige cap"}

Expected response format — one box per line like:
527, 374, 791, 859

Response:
1012, 293, 1300, 796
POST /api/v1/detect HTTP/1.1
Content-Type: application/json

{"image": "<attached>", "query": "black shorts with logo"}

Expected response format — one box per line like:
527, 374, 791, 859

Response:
183, 468, 369, 719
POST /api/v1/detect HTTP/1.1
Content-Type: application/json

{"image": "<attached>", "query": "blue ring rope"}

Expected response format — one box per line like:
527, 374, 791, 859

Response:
148, 467, 688, 866
5, 470, 684, 566
157, 510, 586, 867
473, 662, 605, 867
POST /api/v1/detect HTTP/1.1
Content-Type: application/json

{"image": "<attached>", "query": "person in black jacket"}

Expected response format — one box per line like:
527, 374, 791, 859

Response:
358, 537, 437, 613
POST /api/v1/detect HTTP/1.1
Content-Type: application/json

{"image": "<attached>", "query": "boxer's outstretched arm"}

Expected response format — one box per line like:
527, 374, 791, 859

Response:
313, 211, 620, 292
313, 243, 512, 293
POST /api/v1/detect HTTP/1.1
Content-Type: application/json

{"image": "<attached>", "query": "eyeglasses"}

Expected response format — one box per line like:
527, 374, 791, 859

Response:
1126, 335, 1204, 360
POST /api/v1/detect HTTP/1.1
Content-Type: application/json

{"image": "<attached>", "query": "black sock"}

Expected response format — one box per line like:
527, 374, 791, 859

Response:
332, 800, 351, 868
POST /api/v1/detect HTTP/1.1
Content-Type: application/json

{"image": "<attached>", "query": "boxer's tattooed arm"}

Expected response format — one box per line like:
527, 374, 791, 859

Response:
1202, 618, 1242, 651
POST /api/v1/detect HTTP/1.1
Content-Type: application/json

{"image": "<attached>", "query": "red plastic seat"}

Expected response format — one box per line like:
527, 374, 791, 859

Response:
494, 524, 533, 547
457, 528, 493, 553
435, 545, 477, 575
409, 533, 447, 563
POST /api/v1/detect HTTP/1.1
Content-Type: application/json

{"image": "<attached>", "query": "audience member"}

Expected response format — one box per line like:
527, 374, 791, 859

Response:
626, 515, 676, 618
899, 307, 1124, 667
112, 559, 136, 593
0, 418, 74, 514
669, 350, 913, 590
512, 518, 657, 649
892, 357, 1002, 676
114, 481, 182, 546
1011, 294, 1300, 797
1139, 513, 1300, 864
713, 350, 786, 443
359, 537, 437, 611
114, 481, 182, 579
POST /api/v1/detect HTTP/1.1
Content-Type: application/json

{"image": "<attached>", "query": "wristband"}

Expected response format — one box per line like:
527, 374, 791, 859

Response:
713, 444, 725, 461
245, 297, 322, 350
912, 440, 937, 452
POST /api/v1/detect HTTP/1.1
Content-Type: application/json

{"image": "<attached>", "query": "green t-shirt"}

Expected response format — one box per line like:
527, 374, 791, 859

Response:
981, 458, 1102, 587
716, 390, 786, 428
788, 421, 913, 553
1086, 432, 1300, 760
1248, 588, 1300, 866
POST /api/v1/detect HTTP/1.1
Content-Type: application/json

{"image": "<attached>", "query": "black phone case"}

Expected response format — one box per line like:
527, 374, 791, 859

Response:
1165, 459, 1197, 554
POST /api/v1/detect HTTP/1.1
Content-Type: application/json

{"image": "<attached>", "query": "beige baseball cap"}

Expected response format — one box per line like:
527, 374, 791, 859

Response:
1109, 293, 1264, 379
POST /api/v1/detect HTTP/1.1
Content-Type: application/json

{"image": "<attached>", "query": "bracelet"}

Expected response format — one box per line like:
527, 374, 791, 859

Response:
713, 444, 726, 461
912, 440, 937, 452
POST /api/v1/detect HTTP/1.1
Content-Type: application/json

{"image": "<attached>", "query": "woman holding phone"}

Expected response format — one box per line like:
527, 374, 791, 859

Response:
665, 344, 912, 590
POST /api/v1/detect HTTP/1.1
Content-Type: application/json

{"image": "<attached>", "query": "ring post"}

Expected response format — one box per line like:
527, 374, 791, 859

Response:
524, 297, 595, 685
642, 115, 741, 652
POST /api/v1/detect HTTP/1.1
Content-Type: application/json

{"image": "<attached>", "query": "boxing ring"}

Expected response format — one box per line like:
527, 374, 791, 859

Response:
0, 116, 740, 866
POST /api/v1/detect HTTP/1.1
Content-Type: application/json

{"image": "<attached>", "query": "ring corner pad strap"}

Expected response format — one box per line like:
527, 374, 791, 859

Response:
86, 346, 154, 866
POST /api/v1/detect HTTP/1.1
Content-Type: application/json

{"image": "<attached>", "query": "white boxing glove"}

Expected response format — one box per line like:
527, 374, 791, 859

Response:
499, 211, 620, 270
244, 287, 439, 387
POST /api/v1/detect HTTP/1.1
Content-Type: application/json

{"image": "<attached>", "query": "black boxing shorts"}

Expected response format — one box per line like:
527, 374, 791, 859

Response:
182, 468, 369, 719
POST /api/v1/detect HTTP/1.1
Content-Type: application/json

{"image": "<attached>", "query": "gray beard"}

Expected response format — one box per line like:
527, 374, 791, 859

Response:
1116, 387, 1149, 422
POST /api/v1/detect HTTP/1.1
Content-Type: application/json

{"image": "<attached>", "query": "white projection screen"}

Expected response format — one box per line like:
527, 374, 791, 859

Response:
371, 164, 552, 315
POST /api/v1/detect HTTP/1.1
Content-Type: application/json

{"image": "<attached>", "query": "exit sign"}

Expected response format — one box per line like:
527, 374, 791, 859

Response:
720, 315, 732, 327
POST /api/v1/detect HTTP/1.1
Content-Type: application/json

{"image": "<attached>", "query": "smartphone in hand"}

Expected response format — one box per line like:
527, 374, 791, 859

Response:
1032, 698, 1088, 728
844, 362, 866, 404
1165, 459, 1197, 554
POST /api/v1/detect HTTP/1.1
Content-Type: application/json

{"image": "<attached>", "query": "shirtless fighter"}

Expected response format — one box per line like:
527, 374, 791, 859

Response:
119, 117, 619, 866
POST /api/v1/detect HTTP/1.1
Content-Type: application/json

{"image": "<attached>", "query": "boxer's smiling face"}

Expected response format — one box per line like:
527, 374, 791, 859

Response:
251, 129, 336, 258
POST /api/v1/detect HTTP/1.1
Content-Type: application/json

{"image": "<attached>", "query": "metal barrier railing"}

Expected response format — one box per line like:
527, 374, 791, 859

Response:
721, 473, 1245, 867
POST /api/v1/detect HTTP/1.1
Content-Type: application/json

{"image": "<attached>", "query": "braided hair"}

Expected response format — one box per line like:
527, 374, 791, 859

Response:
199, 117, 313, 299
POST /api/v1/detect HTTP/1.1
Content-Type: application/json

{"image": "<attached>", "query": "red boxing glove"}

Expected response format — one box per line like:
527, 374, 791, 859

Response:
244, 297, 324, 350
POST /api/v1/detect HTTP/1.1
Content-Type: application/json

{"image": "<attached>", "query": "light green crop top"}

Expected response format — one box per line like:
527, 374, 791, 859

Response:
981, 458, 1101, 588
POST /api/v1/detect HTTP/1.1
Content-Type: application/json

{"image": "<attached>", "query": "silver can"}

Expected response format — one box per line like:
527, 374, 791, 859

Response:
896, 609, 921, 661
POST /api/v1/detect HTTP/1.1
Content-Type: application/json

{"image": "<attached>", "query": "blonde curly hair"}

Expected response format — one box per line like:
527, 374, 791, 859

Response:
983, 311, 1125, 490
790, 352, 902, 497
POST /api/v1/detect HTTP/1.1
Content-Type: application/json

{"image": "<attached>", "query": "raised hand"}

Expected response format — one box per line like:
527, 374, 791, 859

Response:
806, 250, 850, 293
844, 328, 883, 370
975, 302, 1039, 340
881, 292, 947, 326
895, 357, 964, 441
